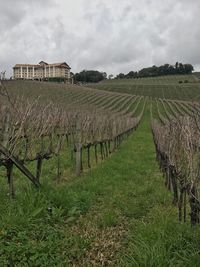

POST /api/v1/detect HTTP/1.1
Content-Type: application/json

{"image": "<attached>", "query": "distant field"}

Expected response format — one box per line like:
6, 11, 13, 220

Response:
87, 74, 200, 100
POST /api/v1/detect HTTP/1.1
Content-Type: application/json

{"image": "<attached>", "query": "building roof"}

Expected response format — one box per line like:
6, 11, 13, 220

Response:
13, 64, 39, 68
39, 61, 48, 65
13, 62, 71, 69
47, 62, 71, 68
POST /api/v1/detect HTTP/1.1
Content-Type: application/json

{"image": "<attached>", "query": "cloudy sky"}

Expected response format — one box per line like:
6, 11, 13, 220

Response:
0, 0, 200, 77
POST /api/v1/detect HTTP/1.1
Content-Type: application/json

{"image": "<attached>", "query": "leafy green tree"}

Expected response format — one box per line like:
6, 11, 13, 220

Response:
178, 63, 184, 74
116, 73, 125, 79
74, 70, 105, 83
126, 71, 138, 78
184, 64, 194, 74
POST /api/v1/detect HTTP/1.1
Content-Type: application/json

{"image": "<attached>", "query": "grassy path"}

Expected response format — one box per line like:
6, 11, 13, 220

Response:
1, 107, 200, 266
68, 109, 174, 265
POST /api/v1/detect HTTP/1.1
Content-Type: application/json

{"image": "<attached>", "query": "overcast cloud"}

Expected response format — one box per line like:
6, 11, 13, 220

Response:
0, 0, 200, 77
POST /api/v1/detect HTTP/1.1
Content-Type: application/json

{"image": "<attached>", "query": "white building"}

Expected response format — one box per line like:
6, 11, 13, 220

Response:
13, 61, 71, 81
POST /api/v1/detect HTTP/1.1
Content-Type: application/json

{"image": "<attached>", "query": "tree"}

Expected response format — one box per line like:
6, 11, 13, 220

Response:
126, 71, 137, 78
74, 70, 105, 83
178, 63, 184, 74
116, 73, 125, 79
184, 64, 194, 74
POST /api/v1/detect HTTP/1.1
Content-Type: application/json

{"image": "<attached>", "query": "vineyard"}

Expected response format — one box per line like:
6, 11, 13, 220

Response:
150, 98, 200, 225
89, 73, 200, 100
88, 75, 200, 226
0, 81, 145, 196
1, 78, 200, 266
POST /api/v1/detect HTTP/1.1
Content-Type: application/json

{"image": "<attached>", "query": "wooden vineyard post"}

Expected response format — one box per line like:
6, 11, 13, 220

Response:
94, 144, 98, 163
169, 166, 178, 205
36, 157, 43, 183
108, 141, 111, 154
189, 185, 199, 226
7, 160, 15, 198
114, 138, 117, 150
54, 135, 65, 181
102, 143, 106, 159
178, 187, 184, 222
183, 189, 187, 223
2, 111, 10, 148
75, 143, 82, 176
100, 142, 103, 160
74, 119, 83, 176
56, 154, 61, 181
87, 146, 91, 169
1, 111, 15, 198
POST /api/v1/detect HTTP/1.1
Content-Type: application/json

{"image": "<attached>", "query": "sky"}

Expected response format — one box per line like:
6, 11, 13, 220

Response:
0, 0, 200, 77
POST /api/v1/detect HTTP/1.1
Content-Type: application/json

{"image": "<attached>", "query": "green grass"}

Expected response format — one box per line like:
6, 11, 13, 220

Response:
1, 105, 200, 266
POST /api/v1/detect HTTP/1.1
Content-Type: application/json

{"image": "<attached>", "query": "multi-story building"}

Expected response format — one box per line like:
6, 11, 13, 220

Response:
13, 61, 71, 81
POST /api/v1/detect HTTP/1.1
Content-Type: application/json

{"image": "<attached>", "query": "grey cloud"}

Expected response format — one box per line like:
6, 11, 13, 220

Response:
1, 0, 54, 30
0, 0, 200, 77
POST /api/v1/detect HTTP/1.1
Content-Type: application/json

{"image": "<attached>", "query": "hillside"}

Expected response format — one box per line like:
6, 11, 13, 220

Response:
87, 74, 200, 101
0, 79, 200, 266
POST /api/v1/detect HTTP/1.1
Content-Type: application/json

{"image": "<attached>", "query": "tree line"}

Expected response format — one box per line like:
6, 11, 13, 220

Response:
116, 62, 194, 79
73, 62, 194, 83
